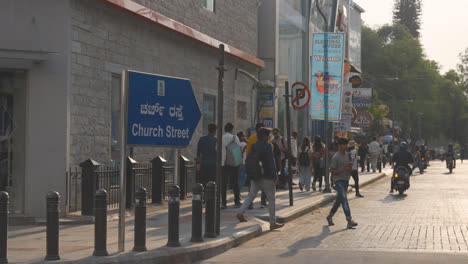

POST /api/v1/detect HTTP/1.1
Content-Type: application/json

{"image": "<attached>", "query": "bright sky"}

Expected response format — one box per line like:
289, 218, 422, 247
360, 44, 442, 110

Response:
356, 0, 468, 73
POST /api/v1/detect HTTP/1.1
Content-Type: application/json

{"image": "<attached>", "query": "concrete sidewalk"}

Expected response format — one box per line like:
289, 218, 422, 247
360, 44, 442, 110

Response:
5, 170, 390, 263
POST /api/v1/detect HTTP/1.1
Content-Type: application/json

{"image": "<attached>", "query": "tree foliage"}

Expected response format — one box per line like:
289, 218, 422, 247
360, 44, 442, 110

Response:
361, 24, 468, 145
392, 0, 422, 38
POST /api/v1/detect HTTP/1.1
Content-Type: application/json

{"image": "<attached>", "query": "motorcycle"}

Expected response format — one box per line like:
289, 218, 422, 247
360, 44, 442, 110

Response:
447, 156, 454, 174
421, 157, 427, 171
392, 166, 410, 195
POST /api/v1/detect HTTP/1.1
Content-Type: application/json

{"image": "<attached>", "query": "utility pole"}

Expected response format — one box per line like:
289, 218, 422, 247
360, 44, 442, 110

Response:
284, 81, 294, 206
215, 44, 226, 236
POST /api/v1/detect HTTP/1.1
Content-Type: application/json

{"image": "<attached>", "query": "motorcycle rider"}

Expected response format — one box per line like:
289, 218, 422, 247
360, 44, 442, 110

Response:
390, 142, 413, 193
446, 144, 456, 169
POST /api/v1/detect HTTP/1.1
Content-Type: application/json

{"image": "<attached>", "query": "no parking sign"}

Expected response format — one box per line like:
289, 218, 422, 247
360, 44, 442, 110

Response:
291, 82, 311, 110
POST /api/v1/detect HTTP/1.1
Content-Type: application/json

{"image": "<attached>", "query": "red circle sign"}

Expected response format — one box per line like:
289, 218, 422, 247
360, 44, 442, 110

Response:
291, 82, 311, 110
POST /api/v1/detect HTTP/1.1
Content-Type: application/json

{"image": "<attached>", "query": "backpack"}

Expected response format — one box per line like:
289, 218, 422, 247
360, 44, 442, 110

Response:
298, 147, 311, 167
245, 142, 264, 181
225, 135, 242, 167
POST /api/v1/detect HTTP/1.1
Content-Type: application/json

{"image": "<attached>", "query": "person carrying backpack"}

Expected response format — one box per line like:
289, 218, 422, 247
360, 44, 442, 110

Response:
298, 137, 314, 192
236, 128, 284, 231
221, 123, 242, 209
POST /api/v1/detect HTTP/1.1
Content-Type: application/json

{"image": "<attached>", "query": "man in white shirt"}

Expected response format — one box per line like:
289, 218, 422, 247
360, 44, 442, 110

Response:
368, 137, 381, 173
221, 123, 242, 209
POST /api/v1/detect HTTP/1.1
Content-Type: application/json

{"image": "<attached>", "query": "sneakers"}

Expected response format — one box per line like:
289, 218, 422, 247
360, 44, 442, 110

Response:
260, 203, 268, 208
347, 220, 358, 229
356, 193, 364, 198
236, 213, 247, 222
270, 223, 285, 230
326, 215, 335, 226
299, 183, 304, 191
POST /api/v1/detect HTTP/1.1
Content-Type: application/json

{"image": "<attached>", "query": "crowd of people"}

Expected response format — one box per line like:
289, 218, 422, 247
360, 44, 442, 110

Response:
196, 124, 465, 230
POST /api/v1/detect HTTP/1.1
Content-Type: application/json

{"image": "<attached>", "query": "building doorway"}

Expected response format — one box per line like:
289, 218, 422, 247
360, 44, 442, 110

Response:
0, 70, 26, 214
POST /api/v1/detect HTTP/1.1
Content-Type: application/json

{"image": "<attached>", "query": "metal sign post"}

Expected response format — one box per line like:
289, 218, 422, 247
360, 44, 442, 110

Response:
284, 81, 294, 206
215, 44, 226, 236
118, 70, 129, 252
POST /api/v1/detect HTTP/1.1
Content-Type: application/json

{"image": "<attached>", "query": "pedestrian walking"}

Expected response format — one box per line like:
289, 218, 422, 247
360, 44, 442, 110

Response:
358, 140, 368, 173
272, 128, 289, 189
237, 128, 284, 230
348, 140, 364, 197
237, 132, 248, 190
412, 148, 424, 174
221, 123, 242, 209
245, 123, 268, 209
298, 137, 313, 192
196, 123, 217, 187
369, 137, 380, 173
312, 135, 325, 191
326, 138, 358, 229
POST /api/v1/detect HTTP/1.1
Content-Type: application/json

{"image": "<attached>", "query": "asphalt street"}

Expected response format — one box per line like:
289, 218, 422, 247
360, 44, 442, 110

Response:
201, 161, 468, 264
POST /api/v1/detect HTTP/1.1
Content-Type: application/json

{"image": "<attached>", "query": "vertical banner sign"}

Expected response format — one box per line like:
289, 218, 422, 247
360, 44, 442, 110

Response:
258, 92, 274, 128
310, 33, 345, 121
334, 83, 352, 131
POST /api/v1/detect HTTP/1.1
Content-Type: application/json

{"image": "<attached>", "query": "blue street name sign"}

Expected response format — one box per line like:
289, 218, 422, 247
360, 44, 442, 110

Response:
127, 71, 201, 147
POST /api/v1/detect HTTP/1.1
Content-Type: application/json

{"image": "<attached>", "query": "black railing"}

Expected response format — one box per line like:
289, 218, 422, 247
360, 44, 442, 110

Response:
96, 164, 120, 209
66, 167, 82, 213
133, 162, 153, 203
67, 155, 193, 214
163, 165, 175, 199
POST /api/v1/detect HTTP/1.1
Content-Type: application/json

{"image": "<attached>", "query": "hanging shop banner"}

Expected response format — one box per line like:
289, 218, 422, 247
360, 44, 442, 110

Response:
258, 91, 274, 128
334, 83, 353, 131
310, 33, 345, 121
352, 88, 372, 108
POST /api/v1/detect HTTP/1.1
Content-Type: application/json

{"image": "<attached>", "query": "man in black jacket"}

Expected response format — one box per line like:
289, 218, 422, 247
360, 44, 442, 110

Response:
236, 128, 284, 230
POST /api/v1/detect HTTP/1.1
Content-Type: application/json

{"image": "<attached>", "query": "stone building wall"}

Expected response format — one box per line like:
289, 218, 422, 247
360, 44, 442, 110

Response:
69, 0, 259, 166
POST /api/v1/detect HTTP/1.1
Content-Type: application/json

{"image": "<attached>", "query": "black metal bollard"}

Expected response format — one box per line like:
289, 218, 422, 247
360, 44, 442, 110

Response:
191, 184, 204, 242
167, 185, 180, 247
204, 181, 216, 238
0, 192, 9, 264
133, 188, 147, 252
93, 189, 108, 256
45, 191, 60, 261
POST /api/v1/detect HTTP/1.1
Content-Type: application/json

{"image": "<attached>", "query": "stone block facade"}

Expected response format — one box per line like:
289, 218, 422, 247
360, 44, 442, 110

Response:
69, 0, 259, 166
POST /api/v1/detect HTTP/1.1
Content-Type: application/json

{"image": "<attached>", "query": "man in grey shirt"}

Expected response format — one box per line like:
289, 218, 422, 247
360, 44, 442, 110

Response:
326, 138, 358, 229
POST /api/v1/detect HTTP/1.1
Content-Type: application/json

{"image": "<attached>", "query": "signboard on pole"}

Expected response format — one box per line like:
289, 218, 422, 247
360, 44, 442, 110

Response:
352, 110, 374, 129
352, 88, 372, 108
127, 71, 201, 147
310, 33, 345, 121
258, 91, 274, 128
334, 83, 352, 131
291, 82, 311, 110
119, 70, 201, 251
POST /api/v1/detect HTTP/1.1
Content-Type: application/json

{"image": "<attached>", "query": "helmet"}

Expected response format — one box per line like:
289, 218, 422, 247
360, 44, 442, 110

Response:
400, 142, 408, 150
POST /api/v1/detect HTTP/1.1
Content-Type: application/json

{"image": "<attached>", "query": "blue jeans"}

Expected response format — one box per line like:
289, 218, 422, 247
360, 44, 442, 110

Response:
329, 180, 352, 221
299, 166, 312, 191
412, 162, 423, 174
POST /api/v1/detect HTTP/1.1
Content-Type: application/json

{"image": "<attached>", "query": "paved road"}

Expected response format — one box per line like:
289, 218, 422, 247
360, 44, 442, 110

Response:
202, 161, 468, 264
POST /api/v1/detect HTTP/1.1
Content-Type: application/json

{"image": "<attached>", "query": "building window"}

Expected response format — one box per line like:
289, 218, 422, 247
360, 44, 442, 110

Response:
203, 0, 215, 12
237, 101, 247, 120
203, 94, 216, 135
111, 73, 121, 161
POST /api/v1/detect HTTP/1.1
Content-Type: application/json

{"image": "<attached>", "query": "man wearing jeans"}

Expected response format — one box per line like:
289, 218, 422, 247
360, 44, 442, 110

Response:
236, 128, 284, 231
326, 138, 358, 229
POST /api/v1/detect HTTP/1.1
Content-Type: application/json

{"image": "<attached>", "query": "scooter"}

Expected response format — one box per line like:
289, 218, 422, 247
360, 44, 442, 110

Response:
392, 166, 410, 195
447, 156, 454, 174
